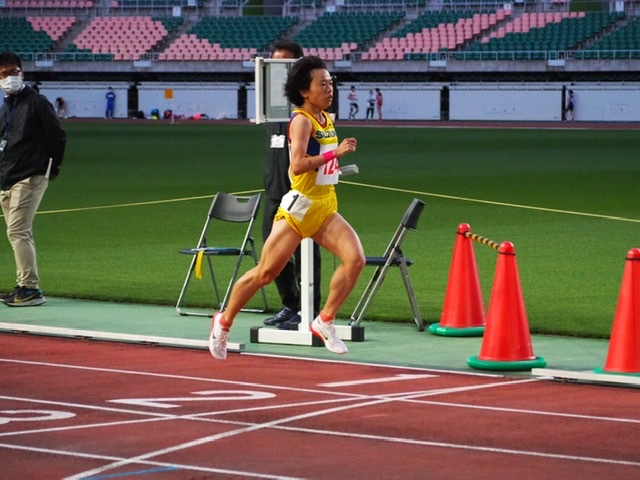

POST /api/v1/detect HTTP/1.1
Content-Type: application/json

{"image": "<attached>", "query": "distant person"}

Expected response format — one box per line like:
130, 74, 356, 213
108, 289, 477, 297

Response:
105, 86, 115, 119
366, 89, 375, 120
262, 39, 322, 331
55, 97, 65, 118
347, 85, 359, 120
375, 88, 383, 120
209, 56, 364, 360
565, 89, 575, 121
0, 52, 66, 307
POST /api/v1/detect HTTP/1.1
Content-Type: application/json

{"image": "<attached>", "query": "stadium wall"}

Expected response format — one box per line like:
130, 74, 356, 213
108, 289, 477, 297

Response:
38, 81, 640, 122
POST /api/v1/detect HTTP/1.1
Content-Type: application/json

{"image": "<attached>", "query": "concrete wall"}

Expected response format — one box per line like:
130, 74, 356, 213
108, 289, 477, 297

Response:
449, 85, 562, 121
569, 85, 640, 121
38, 83, 129, 119
38, 82, 640, 122
247, 82, 442, 122
137, 82, 241, 120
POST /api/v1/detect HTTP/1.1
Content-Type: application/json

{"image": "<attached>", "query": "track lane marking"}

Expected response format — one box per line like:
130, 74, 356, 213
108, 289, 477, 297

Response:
319, 373, 437, 387
1, 357, 638, 477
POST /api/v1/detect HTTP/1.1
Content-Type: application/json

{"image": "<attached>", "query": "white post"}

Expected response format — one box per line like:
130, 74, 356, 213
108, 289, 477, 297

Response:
299, 238, 314, 331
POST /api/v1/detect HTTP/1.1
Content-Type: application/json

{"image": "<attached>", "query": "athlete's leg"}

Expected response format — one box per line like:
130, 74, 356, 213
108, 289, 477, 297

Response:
312, 213, 365, 318
223, 219, 302, 325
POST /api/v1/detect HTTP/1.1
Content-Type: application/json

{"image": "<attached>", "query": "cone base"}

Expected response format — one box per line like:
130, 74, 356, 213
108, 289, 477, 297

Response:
593, 368, 640, 377
428, 323, 485, 337
467, 355, 547, 371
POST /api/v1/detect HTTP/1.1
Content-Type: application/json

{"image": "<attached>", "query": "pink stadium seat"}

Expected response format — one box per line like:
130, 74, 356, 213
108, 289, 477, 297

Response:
74, 16, 169, 61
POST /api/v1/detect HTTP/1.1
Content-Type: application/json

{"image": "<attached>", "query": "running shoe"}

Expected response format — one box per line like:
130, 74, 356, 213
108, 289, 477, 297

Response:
310, 316, 348, 354
208, 312, 229, 360
4, 286, 46, 307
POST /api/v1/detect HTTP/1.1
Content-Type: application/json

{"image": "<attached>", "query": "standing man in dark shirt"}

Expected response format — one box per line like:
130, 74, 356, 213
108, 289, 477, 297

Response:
105, 86, 116, 119
0, 52, 66, 306
262, 40, 322, 329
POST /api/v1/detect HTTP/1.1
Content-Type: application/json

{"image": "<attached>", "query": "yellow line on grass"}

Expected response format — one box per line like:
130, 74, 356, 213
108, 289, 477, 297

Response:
35, 190, 263, 215
341, 180, 640, 224
32, 183, 638, 224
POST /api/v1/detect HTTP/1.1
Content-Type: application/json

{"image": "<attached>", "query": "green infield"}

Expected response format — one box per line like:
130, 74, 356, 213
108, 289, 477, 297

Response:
2, 122, 638, 339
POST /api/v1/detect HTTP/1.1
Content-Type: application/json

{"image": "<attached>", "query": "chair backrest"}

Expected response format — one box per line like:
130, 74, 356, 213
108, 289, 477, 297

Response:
377, 198, 425, 260
401, 198, 425, 231
209, 192, 261, 223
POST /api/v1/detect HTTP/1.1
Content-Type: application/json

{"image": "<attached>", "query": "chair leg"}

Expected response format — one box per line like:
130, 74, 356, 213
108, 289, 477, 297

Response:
206, 256, 223, 308
176, 254, 198, 315
176, 253, 222, 317
349, 264, 391, 326
399, 260, 425, 331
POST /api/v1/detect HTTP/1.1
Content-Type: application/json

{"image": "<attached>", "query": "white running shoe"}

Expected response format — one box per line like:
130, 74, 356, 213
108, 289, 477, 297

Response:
311, 316, 348, 354
209, 312, 229, 360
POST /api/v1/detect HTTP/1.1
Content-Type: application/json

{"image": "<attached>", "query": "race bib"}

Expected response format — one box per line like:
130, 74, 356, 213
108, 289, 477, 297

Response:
316, 156, 339, 185
280, 190, 313, 221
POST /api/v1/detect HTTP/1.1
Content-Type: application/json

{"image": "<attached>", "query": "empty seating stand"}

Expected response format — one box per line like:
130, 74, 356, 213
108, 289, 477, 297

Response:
27, 15, 76, 42
5, 0, 94, 10
70, 16, 172, 61
363, 9, 510, 60
461, 11, 618, 60
295, 11, 404, 59
0, 17, 55, 58
158, 16, 297, 61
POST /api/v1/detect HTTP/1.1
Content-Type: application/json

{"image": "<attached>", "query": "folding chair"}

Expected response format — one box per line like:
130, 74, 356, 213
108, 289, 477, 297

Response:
349, 198, 426, 331
176, 192, 268, 316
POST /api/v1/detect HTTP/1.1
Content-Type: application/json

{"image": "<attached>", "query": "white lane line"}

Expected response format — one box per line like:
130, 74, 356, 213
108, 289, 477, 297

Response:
319, 373, 437, 387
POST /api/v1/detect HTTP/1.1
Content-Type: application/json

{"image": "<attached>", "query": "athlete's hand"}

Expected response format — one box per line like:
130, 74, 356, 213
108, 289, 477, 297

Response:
336, 137, 357, 158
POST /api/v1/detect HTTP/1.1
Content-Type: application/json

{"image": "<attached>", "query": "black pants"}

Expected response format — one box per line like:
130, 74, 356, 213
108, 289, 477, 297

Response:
263, 197, 322, 315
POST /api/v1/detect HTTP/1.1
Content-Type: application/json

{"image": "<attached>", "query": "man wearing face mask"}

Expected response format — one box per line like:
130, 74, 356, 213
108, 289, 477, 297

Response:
0, 52, 66, 307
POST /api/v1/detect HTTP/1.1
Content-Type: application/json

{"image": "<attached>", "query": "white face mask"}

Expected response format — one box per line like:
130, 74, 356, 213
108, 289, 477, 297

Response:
0, 75, 24, 95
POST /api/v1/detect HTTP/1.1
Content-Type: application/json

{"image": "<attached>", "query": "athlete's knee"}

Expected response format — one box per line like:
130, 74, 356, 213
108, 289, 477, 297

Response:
253, 264, 281, 286
345, 249, 365, 276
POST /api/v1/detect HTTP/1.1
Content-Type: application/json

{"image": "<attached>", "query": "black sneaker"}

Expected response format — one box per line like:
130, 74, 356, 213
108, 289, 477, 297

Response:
0, 286, 19, 304
277, 313, 302, 330
4, 286, 46, 307
263, 307, 299, 326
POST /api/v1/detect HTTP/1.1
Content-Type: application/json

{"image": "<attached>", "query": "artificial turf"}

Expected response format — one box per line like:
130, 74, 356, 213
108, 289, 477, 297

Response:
2, 121, 638, 338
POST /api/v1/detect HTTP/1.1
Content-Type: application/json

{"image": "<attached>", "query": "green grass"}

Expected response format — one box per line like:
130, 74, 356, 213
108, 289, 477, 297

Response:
2, 122, 639, 339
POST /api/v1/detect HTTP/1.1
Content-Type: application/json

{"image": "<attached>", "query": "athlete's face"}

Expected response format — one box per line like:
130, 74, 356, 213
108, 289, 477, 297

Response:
301, 68, 333, 111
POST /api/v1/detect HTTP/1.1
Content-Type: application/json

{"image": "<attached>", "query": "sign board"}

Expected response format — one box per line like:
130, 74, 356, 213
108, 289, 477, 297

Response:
253, 57, 297, 124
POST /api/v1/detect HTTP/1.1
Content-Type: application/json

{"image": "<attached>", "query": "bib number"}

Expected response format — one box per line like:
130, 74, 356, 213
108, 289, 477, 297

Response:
316, 156, 339, 185
280, 190, 312, 221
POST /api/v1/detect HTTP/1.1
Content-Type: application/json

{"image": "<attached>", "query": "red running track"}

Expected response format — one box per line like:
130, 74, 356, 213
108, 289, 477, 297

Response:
1, 333, 639, 479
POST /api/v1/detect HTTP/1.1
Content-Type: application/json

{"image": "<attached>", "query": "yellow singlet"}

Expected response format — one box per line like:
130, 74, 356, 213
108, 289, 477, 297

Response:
274, 109, 340, 238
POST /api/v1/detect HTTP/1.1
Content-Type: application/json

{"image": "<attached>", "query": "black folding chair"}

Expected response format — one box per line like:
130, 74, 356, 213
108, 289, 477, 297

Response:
176, 192, 268, 316
349, 198, 426, 331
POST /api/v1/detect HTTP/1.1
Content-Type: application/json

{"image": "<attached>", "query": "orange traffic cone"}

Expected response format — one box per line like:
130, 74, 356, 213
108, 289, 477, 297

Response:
468, 241, 546, 371
429, 224, 485, 337
595, 248, 640, 376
